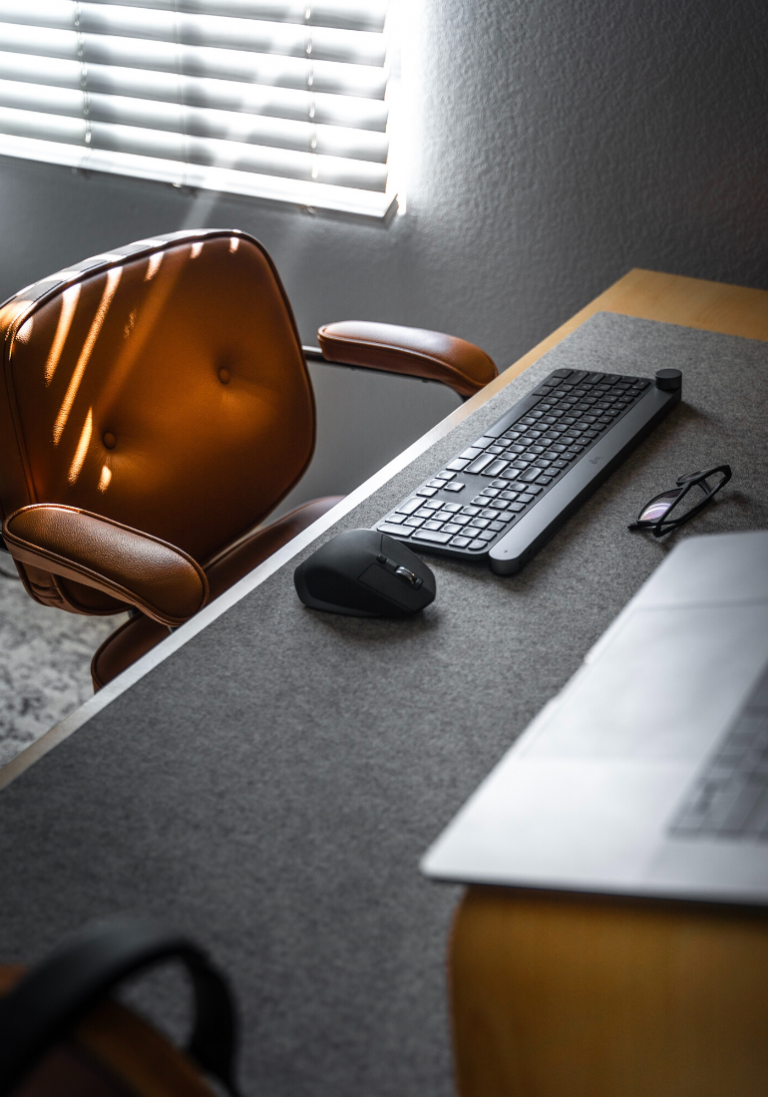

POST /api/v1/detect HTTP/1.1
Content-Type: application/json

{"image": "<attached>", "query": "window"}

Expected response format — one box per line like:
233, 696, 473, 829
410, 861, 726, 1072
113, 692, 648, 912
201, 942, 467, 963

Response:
0, 0, 397, 217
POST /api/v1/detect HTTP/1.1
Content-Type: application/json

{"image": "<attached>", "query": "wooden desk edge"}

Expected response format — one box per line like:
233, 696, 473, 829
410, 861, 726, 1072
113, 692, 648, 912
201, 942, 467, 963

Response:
501, 268, 768, 386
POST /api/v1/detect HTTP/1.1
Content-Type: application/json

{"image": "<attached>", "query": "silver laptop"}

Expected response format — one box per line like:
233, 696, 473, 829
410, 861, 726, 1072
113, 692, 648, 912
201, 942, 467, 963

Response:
422, 530, 768, 905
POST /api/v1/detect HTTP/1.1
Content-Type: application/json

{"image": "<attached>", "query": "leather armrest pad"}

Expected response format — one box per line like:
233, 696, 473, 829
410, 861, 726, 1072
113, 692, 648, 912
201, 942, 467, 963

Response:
3, 505, 209, 626
317, 321, 497, 397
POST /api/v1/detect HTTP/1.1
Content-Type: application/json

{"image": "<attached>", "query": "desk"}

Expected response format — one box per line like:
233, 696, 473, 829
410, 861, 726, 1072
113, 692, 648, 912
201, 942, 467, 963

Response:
1, 271, 767, 1097
446, 272, 768, 1097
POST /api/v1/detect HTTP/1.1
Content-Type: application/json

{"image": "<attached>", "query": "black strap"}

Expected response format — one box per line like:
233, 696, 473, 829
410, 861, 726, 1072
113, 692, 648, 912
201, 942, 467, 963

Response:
0, 916, 241, 1097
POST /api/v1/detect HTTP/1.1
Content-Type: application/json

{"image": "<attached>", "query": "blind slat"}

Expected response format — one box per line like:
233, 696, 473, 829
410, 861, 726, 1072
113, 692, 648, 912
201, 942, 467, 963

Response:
0, 80, 389, 161
0, 24, 388, 98
0, 0, 395, 217
0, 116, 387, 190
81, 0, 388, 33
0, 52, 389, 130
0, 1, 386, 67
1, 133, 394, 214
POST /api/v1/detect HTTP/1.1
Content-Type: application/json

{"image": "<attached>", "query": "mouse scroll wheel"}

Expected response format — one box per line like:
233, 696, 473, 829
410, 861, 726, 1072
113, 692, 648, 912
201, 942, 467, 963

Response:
395, 565, 422, 589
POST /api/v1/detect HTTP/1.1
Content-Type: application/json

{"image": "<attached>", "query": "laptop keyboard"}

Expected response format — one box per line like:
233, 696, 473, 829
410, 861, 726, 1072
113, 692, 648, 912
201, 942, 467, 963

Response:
375, 368, 657, 564
671, 665, 768, 840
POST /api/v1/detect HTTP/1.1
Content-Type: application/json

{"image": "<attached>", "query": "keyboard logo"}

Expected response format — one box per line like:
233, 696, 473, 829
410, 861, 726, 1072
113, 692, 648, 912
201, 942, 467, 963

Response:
590, 455, 602, 464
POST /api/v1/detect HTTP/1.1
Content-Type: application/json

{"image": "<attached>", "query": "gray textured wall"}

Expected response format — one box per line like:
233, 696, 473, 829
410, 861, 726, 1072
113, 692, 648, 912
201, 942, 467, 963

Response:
1, 0, 766, 505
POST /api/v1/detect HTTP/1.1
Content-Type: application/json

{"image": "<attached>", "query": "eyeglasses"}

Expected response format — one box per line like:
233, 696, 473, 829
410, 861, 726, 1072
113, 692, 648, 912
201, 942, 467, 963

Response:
628, 465, 732, 538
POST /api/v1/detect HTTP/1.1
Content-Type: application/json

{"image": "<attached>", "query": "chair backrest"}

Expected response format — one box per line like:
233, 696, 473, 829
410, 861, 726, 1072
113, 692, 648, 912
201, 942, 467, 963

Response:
0, 230, 315, 614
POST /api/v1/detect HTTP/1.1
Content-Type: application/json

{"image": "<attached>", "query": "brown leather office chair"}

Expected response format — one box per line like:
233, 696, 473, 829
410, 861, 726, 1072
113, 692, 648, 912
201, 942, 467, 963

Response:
0, 229, 497, 690
0, 917, 242, 1097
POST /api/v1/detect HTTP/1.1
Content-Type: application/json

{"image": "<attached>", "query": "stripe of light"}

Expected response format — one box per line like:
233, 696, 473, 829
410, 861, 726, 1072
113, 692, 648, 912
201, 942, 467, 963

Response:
44, 282, 80, 384
68, 406, 93, 484
53, 267, 121, 444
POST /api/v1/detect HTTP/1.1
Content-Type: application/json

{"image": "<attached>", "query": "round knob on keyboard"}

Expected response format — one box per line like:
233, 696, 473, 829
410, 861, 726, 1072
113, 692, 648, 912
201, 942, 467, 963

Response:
655, 368, 682, 391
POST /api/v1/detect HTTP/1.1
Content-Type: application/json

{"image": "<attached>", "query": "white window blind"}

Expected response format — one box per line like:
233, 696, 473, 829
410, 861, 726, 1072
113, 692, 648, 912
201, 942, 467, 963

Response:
0, 0, 396, 217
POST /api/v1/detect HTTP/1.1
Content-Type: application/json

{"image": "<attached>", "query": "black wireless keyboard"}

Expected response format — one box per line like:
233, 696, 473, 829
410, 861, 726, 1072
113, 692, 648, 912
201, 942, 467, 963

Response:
375, 366, 682, 575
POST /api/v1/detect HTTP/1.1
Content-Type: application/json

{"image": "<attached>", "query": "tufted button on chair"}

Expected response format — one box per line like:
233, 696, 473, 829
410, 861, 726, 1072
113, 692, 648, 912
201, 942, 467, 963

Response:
0, 230, 497, 690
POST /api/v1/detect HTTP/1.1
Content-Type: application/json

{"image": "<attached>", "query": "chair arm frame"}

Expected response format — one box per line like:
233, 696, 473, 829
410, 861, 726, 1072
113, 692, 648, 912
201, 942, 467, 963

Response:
311, 321, 498, 399
3, 504, 209, 627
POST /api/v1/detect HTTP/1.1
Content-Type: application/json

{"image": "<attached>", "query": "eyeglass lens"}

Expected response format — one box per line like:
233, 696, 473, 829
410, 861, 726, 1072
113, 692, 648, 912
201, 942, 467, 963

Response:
639, 490, 683, 523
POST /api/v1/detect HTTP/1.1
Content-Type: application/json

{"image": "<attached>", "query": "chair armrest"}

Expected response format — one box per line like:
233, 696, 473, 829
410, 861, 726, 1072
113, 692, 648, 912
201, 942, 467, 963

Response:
3, 505, 209, 627
316, 321, 497, 398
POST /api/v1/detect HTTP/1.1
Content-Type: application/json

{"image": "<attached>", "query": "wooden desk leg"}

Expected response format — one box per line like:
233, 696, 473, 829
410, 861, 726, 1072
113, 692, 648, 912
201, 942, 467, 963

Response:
449, 885, 768, 1097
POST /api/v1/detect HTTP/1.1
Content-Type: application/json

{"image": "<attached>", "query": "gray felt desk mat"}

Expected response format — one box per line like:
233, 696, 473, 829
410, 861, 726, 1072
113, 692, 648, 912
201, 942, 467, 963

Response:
1, 313, 767, 1097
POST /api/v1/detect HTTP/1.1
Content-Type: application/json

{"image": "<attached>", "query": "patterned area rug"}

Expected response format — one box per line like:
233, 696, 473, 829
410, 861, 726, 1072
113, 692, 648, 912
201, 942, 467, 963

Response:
0, 558, 127, 767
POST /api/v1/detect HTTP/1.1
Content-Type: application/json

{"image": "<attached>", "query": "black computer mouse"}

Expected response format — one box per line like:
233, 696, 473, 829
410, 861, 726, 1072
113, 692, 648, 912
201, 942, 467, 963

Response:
294, 529, 436, 617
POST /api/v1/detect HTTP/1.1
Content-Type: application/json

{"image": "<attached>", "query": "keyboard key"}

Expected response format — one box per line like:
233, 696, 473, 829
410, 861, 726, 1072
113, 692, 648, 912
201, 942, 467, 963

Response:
417, 486, 438, 497
423, 519, 445, 531
489, 521, 506, 532
519, 469, 541, 482
411, 529, 453, 544
422, 499, 443, 510
519, 492, 536, 501
500, 469, 521, 480
415, 508, 434, 519
438, 470, 456, 480
508, 502, 525, 512
461, 506, 481, 516
396, 497, 422, 515
474, 436, 497, 449
443, 502, 463, 512
405, 516, 425, 527
480, 507, 502, 519
460, 447, 483, 460
378, 522, 411, 536
428, 479, 449, 489
475, 529, 495, 541
483, 460, 509, 477
383, 512, 406, 524
468, 539, 487, 551
443, 523, 462, 535
446, 458, 470, 471
466, 453, 497, 474
469, 518, 490, 528
453, 515, 471, 526
537, 474, 553, 485
450, 535, 472, 548
480, 487, 501, 497
443, 481, 465, 492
